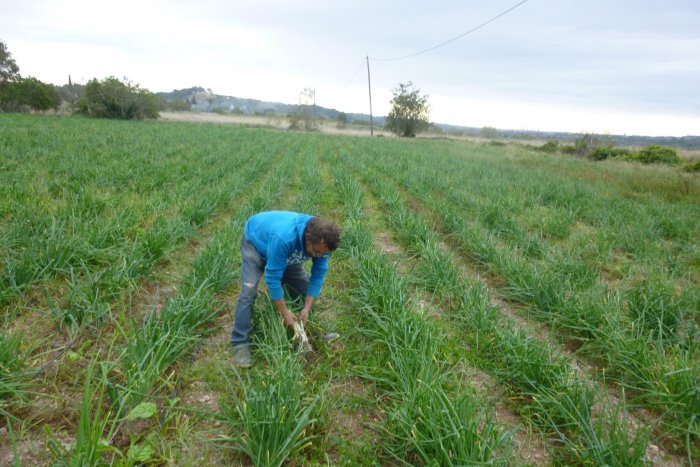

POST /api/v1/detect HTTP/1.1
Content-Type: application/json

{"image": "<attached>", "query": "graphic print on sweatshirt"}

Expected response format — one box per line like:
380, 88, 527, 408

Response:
287, 250, 305, 265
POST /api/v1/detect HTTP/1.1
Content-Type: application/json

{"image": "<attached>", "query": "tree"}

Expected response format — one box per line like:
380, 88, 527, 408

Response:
0, 40, 20, 84
77, 76, 159, 120
385, 82, 429, 137
480, 126, 499, 139
336, 112, 348, 128
288, 88, 316, 130
0, 77, 60, 112
1, 40, 61, 112
55, 80, 85, 109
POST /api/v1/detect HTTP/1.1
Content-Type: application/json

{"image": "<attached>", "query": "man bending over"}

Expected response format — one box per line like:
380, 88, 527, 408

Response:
231, 211, 341, 367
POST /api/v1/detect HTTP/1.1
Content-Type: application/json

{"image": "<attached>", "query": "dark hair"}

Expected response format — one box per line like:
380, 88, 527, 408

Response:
305, 217, 341, 251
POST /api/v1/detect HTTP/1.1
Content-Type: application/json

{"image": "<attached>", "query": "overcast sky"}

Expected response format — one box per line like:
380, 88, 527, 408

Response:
2, 0, 699, 136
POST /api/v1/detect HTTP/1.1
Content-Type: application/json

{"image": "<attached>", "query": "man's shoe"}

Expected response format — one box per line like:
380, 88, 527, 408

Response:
313, 331, 340, 342
233, 343, 253, 368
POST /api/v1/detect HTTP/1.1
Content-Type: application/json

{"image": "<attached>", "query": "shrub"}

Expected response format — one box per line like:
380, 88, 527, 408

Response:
560, 144, 577, 154
160, 98, 189, 111
77, 77, 159, 120
287, 104, 314, 130
54, 82, 85, 108
590, 146, 630, 161
573, 133, 600, 157
481, 126, 499, 139
540, 140, 559, 153
567, 133, 619, 158
627, 145, 681, 165
336, 111, 348, 128
681, 160, 700, 172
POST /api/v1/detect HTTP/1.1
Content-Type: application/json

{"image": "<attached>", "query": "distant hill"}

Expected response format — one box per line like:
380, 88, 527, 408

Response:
156, 88, 385, 126
156, 87, 206, 101
156, 87, 699, 149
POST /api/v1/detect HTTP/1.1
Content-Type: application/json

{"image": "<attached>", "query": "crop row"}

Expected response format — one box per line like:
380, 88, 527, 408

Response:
3, 127, 333, 465
216, 138, 329, 466
422, 140, 698, 266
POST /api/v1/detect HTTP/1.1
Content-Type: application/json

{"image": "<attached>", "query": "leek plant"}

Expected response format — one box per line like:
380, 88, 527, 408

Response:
220, 358, 319, 467
292, 136, 324, 215
217, 144, 326, 464
0, 116, 281, 317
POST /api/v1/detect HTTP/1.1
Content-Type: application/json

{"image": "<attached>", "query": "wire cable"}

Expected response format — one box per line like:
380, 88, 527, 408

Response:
370, 0, 530, 62
343, 57, 367, 87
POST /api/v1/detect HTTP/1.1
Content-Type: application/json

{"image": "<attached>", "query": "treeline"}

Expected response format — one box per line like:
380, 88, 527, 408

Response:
1, 39, 165, 120
533, 134, 700, 172
440, 125, 700, 150
1, 41, 60, 112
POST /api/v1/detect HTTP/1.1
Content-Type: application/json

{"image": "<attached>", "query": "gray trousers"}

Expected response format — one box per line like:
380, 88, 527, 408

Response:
230, 235, 309, 346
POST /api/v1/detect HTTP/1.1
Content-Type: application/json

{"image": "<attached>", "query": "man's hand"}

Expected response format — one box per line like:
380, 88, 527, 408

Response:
281, 309, 297, 328
300, 295, 315, 323
274, 298, 297, 328
299, 306, 311, 323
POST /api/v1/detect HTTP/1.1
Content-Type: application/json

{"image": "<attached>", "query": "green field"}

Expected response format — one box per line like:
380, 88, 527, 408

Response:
1, 114, 698, 466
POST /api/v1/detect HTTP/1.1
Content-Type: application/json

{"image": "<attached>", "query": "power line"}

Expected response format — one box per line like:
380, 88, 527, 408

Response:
343, 57, 367, 88
370, 0, 530, 62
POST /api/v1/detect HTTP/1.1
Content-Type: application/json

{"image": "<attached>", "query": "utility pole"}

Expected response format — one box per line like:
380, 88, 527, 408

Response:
366, 55, 373, 137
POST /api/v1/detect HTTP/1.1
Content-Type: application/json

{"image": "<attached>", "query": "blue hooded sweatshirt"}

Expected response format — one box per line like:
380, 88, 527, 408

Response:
243, 211, 330, 301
